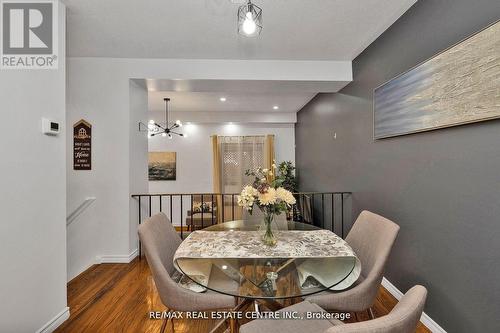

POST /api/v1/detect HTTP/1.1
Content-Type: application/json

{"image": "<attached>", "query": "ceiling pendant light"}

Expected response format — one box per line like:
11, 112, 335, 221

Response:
139, 98, 185, 139
238, 0, 262, 37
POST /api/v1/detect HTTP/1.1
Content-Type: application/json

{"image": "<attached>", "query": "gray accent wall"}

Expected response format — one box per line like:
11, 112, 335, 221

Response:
295, 1, 500, 332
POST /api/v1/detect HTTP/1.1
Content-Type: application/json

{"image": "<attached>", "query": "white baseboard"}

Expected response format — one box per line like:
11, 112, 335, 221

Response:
36, 307, 70, 333
95, 249, 138, 264
382, 277, 446, 333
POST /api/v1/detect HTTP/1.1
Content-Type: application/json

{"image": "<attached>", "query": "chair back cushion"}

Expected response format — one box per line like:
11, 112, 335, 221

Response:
346, 211, 400, 280
138, 213, 182, 307
326, 285, 427, 333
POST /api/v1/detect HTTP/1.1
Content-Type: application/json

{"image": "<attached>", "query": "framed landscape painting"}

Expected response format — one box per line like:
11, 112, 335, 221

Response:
148, 152, 176, 181
374, 20, 500, 139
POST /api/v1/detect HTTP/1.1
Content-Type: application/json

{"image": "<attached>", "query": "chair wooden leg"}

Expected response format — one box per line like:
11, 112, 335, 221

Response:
229, 317, 237, 333
160, 317, 168, 333
368, 307, 376, 320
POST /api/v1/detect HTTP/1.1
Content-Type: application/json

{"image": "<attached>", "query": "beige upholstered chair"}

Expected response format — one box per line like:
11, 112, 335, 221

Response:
240, 285, 427, 333
306, 210, 400, 318
138, 213, 237, 332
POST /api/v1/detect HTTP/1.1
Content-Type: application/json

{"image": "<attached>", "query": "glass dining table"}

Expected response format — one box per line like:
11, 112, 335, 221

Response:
174, 220, 359, 318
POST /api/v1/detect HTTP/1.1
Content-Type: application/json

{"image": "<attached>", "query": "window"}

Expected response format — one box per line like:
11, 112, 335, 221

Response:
220, 136, 265, 193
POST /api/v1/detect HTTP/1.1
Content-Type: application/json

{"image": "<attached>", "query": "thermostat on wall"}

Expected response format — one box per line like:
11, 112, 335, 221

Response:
42, 118, 60, 136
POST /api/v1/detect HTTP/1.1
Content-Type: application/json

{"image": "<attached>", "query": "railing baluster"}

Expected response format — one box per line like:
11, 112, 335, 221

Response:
222, 195, 225, 223
292, 194, 297, 222
300, 193, 303, 222
231, 194, 235, 221
331, 193, 335, 234
321, 193, 325, 229
341, 193, 344, 239
201, 194, 204, 229
190, 194, 194, 232
180, 195, 183, 239
211, 194, 215, 225
170, 195, 173, 222
148, 195, 152, 217
311, 194, 315, 225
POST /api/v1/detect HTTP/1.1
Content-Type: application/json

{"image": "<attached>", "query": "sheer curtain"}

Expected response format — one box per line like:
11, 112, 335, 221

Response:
219, 136, 266, 193
212, 135, 274, 222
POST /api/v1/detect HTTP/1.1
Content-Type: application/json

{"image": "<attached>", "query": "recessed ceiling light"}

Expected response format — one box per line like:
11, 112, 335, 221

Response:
220, 97, 227, 102
273, 105, 279, 110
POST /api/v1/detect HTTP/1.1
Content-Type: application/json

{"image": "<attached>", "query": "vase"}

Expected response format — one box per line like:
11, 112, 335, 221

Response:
261, 212, 278, 247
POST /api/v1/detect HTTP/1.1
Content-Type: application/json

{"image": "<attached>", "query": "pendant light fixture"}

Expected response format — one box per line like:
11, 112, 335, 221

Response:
140, 98, 184, 139
238, 0, 262, 37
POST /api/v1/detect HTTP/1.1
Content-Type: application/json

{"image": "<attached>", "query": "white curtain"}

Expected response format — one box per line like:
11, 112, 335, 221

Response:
219, 136, 266, 193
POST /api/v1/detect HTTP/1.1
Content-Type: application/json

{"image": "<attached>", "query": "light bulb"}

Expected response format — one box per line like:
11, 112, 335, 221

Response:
242, 12, 256, 35
183, 133, 188, 138
175, 120, 182, 127
168, 134, 173, 139
161, 133, 167, 137
148, 119, 155, 125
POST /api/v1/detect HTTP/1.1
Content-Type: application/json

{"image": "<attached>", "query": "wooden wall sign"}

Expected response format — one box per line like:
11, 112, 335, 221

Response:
73, 119, 92, 170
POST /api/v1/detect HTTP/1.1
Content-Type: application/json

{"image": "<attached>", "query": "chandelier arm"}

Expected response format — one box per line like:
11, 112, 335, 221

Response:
154, 123, 166, 130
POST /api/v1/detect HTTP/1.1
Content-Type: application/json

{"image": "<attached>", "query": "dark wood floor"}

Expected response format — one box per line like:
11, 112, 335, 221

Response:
56, 257, 431, 333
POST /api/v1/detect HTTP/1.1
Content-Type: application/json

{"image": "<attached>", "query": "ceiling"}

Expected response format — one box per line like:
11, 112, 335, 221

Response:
148, 91, 315, 114
64, 0, 416, 60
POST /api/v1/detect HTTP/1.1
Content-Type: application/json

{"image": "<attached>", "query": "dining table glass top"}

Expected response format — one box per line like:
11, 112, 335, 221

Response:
174, 220, 359, 300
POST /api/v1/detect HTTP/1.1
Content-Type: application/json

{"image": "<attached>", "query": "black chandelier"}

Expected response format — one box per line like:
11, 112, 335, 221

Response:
140, 98, 184, 139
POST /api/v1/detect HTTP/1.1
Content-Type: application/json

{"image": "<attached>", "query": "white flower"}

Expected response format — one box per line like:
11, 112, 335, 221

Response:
258, 188, 277, 205
238, 185, 258, 210
276, 187, 296, 205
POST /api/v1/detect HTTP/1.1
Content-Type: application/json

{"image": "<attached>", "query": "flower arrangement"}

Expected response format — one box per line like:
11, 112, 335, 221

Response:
237, 163, 296, 246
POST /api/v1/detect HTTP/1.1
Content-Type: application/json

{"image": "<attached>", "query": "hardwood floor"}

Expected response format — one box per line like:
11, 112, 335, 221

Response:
56, 258, 431, 333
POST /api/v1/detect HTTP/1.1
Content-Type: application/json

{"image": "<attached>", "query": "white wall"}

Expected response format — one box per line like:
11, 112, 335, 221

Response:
66, 73, 149, 281
147, 122, 295, 226
66, 56, 338, 280
0, 2, 68, 332
129, 80, 149, 252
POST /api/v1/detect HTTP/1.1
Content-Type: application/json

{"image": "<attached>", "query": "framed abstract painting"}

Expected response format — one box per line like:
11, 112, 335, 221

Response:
148, 152, 176, 181
374, 20, 500, 139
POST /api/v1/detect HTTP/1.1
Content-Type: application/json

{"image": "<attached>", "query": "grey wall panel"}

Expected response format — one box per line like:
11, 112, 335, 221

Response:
295, 0, 500, 332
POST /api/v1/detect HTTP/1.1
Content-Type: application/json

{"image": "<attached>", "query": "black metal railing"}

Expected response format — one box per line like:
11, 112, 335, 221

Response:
131, 192, 352, 257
